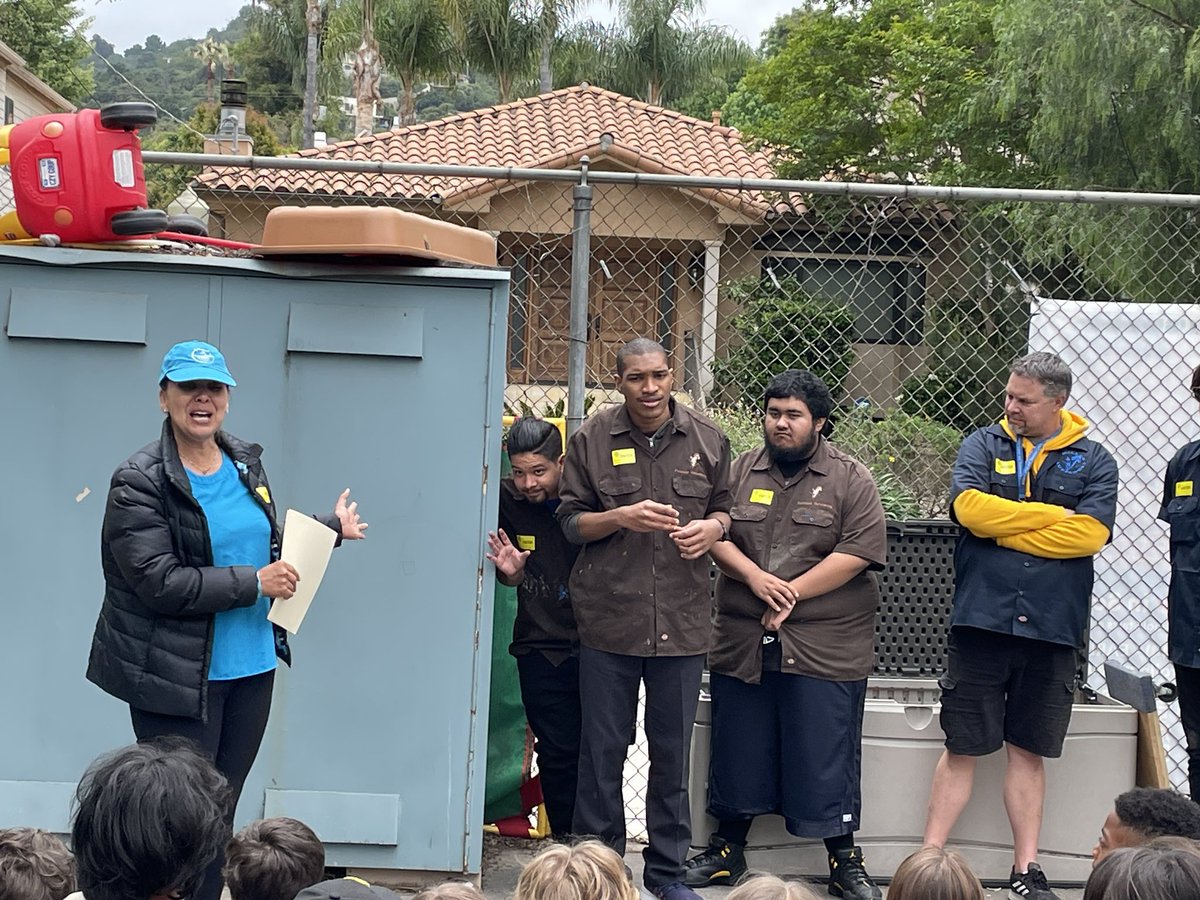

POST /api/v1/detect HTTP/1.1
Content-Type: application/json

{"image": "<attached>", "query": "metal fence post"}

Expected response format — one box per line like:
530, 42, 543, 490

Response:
567, 159, 594, 442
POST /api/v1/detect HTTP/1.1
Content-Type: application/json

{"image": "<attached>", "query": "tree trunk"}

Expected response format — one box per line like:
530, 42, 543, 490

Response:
302, 0, 321, 149
400, 76, 417, 125
539, 37, 552, 93
354, 0, 382, 137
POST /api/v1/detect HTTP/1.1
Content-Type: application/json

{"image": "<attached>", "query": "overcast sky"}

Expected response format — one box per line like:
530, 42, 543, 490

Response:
80, 0, 789, 54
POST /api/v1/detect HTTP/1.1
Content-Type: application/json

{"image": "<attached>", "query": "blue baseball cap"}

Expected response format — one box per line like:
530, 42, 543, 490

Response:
159, 340, 237, 386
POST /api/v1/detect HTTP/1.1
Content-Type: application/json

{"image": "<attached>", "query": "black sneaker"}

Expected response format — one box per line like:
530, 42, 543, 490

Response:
682, 837, 748, 887
1009, 863, 1061, 900
827, 846, 882, 900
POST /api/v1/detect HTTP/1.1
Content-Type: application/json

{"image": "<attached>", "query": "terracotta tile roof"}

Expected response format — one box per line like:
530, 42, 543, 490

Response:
195, 85, 780, 216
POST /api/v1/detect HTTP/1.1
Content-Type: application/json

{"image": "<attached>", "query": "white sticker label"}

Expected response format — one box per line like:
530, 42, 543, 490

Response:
38, 157, 61, 190
112, 149, 135, 188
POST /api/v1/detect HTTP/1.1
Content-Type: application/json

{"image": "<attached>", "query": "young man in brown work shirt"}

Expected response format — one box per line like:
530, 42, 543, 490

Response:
683, 370, 887, 900
556, 337, 732, 900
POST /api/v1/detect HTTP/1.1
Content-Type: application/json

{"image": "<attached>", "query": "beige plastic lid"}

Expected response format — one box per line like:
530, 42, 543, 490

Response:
255, 206, 498, 266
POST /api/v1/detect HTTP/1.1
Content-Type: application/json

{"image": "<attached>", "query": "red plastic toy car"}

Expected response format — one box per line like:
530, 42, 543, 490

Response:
0, 102, 169, 243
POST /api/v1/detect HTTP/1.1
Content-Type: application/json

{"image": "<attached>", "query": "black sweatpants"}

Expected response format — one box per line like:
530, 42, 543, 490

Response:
573, 646, 705, 890
129, 669, 275, 900
516, 652, 582, 837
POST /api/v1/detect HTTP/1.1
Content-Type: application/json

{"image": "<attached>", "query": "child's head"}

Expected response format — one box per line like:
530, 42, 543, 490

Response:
411, 881, 486, 900
0, 828, 75, 900
513, 841, 637, 900
223, 817, 325, 900
1085, 843, 1200, 900
726, 874, 823, 900
886, 847, 985, 900
71, 738, 230, 900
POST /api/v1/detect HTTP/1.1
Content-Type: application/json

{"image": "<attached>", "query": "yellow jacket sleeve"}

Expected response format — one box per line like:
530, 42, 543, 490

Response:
994, 514, 1110, 559
952, 489, 1070, 538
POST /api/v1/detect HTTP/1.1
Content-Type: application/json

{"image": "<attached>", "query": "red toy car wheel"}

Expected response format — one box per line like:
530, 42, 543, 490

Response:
110, 209, 169, 236
99, 102, 158, 131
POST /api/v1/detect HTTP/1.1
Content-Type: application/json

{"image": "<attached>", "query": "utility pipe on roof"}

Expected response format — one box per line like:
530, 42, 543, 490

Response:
699, 240, 721, 404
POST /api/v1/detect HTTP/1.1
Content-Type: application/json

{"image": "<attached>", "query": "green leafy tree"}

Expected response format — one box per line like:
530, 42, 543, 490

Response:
441, 0, 540, 102
981, 0, 1200, 301
556, 0, 752, 107
712, 275, 857, 408
0, 0, 94, 105
727, 0, 1024, 185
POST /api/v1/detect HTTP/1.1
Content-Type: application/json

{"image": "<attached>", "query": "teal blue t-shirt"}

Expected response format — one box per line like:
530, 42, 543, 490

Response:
187, 454, 276, 681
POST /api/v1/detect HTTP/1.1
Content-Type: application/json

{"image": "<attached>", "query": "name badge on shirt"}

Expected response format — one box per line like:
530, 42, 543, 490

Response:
749, 488, 774, 505
994, 459, 1016, 475
255, 486, 271, 503
516, 534, 536, 551
1178, 481, 1194, 498
612, 448, 637, 466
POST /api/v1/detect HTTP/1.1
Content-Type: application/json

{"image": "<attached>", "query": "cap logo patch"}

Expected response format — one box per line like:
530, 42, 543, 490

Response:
190, 347, 215, 364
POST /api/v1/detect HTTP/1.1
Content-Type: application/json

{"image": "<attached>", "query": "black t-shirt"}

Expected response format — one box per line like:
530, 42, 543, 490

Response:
498, 478, 581, 664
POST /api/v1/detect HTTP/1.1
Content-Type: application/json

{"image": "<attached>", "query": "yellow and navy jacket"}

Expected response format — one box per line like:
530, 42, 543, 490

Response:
1161, 441, 1200, 667
949, 409, 1119, 650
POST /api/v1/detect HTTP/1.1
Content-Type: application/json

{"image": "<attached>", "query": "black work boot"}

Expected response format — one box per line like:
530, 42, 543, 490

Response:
827, 846, 882, 900
682, 836, 748, 887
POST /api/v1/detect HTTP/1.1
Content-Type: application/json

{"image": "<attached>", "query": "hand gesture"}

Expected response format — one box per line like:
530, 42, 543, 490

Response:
620, 500, 681, 533
334, 488, 369, 540
761, 603, 793, 632
258, 560, 300, 599
486, 529, 530, 580
670, 518, 723, 560
747, 569, 799, 613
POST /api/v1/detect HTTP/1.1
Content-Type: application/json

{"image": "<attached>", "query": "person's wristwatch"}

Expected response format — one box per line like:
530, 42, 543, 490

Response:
717, 518, 730, 541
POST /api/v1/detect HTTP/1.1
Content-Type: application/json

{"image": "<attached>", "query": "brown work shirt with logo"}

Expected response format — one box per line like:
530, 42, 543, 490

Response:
708, 438, 887, 684
557, 401, 732, 657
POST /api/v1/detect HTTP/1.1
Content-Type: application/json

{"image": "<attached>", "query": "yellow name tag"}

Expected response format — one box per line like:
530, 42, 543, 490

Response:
749, 488, 774, 505
516, 534, 536, 551
994, 459, 1016, 475
255, 486, 271, 504
1178, 481, 1194, 498
612, 448, 637, 466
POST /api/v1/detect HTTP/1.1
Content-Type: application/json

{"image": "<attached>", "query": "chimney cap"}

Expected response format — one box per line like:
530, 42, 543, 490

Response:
220, 79, 248, 108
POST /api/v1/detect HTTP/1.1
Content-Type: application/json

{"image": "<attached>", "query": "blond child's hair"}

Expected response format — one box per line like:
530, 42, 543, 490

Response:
412, 880, 487, 900
513, 841, 637, 900
727, 874, 823, 900
887, 847, 986, 900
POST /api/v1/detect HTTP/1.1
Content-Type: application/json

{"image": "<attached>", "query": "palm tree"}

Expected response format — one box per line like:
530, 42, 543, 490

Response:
442, 0, 539, 103
192, 37, 232, 102
535, 0, 575, 92
247, 0, 339, 147
376, 0, 458, 125
558, 0, 751, 107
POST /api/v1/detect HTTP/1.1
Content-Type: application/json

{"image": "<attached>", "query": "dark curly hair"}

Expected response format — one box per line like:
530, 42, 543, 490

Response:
1115, 788, 1200, 842
72, 738, 231, 900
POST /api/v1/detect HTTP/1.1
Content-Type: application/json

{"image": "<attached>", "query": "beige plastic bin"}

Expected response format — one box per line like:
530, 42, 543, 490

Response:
688, 676, 1136, 885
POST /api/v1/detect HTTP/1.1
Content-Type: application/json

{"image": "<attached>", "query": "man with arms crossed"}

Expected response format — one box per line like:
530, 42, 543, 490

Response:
923, 352, 1118, 900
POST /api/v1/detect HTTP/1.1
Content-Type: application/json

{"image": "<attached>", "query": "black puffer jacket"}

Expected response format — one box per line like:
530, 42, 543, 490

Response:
87, 419, 340, 721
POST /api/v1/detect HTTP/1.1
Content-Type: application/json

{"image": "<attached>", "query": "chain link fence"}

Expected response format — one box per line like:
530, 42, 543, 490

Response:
18, 150, 1200, 837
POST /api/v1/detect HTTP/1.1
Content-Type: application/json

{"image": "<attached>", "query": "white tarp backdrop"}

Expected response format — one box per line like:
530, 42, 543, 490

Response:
1031, 297, 1200, 788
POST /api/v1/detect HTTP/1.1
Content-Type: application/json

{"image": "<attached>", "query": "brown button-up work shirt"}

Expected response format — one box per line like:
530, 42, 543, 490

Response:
557, 401, 732, 657
708, 438, 887, 683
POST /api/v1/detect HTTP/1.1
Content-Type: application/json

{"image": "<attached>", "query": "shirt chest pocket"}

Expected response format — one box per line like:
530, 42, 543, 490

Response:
1040, 473, 1086, 509
672, 472, 712, 518
599, 475, 642, 508
789, 505, 836, 556
1168, 495, 1200, 572
729, 502, 768, 542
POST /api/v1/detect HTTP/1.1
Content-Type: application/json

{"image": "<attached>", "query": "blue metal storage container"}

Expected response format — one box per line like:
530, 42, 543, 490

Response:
0, 244, 509, 877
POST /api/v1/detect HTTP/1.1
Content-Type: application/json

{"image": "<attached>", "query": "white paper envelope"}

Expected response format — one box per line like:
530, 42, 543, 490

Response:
267, 509, 338, 634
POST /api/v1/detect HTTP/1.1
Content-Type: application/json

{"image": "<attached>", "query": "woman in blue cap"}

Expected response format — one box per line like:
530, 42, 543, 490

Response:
86, 339, 367, 900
